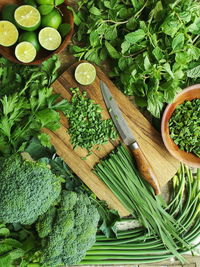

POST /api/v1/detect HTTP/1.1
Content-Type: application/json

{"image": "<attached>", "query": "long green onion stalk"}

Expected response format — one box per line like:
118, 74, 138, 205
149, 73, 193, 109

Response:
80, 145, 200, 264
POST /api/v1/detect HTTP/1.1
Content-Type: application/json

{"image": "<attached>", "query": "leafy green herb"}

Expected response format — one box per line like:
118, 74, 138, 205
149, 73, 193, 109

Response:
187, 65, 200, 78
63, 88, 118, 152
0, 56, 69, 155
70, 0, 200, 117
169, 99, 200, 157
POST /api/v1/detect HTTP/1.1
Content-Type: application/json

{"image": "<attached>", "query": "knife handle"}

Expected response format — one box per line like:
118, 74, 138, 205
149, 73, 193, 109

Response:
129, 142, 161, 195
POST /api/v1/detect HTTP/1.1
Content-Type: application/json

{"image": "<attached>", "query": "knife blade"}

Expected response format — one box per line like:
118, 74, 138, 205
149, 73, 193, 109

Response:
100, 80, 161, 195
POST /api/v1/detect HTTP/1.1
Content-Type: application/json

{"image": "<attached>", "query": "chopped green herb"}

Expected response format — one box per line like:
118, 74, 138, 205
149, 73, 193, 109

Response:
169, 99, 200, 157
63, 88, 118, 152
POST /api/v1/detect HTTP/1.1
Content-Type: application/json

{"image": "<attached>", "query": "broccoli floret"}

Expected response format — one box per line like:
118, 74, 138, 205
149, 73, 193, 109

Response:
36, 190, 99, 266
0, 154, 61, 224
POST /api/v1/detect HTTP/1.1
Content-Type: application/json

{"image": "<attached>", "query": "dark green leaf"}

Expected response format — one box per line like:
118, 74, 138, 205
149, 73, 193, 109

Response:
105, 41, 120, 59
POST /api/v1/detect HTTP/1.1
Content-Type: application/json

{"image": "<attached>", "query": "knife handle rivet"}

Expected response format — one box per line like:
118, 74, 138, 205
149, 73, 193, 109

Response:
129, 142, 139, 150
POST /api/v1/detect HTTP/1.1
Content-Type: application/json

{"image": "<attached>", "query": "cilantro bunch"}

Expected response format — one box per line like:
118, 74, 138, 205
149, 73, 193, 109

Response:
70, 0, 200, 117
0, 56, 69, 155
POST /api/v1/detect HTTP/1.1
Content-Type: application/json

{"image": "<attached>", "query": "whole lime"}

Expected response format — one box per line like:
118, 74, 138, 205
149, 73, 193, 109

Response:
36, 0, 54, 4
19, 32, 41, 52
23, 0, 37, 8
2, 4, 18, 25
41, 9, 62, 29
36, 0, 64, 5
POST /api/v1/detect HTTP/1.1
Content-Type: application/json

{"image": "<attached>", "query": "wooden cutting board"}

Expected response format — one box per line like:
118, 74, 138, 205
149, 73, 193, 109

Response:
43, 61, 180, 216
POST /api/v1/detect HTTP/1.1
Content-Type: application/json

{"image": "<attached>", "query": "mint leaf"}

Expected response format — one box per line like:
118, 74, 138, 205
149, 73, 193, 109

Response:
172, 33, 185, 51
89, 6, 101, 16
187, 65, 200, 78
105, 41, 120, 59
125, 29, 145, 44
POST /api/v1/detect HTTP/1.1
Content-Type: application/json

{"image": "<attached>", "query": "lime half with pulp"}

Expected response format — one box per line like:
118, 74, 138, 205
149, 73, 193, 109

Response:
14, 5, 41, 31
75, 63, 96, 85
38, 27, 62, 51
0, 21, 19, 47
15, 41, 37, 63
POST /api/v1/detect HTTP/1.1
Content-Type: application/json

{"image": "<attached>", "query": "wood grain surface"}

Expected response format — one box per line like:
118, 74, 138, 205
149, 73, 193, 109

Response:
43, 61, 180, 216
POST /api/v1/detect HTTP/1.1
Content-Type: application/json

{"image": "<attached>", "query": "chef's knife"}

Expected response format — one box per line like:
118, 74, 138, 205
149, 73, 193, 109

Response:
100, 80, 161, 195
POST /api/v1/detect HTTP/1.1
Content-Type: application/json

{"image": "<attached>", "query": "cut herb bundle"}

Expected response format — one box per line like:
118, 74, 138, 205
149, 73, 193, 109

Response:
169, 99, 200, 157
63, 88, 118, 151
70, 0, 200, 117
93, 145, 193, 262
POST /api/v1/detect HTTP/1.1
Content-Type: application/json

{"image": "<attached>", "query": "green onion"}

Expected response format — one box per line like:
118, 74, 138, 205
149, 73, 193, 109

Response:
82, 145, 200, 265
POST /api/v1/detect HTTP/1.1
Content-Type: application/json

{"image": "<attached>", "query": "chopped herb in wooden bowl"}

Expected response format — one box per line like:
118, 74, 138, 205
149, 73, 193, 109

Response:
169, 99, 200, 157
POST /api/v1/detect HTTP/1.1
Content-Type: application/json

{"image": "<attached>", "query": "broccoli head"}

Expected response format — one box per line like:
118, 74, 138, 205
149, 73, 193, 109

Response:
0, 154, 61, 224
36, 190, 99, 266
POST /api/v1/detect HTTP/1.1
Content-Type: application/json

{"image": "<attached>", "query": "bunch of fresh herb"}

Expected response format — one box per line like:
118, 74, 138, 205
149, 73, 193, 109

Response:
169, 99, 200, 157
0, 56, 70, 155
63, 88, 118, 152
70, 0, 200, 117
94, 145, 191, 262
83, 166, 200, 265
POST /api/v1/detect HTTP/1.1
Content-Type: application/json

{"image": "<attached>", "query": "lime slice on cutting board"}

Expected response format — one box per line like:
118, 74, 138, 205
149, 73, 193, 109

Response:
38, 27, 62, 50
74, 63, 96, 85
15, 41, 37, 63
0, 21, 19, 47
14, 5, 41, 31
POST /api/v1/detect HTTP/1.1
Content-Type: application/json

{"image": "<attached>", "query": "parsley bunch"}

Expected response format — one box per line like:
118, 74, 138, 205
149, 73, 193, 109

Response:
70, 0, 200, 117
169, 99, 200, 157
0, 56, 69, 155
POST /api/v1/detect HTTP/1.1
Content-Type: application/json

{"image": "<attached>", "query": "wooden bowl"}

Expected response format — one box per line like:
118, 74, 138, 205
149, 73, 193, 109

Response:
161, 84, 200, 168
0, 0, 74, 65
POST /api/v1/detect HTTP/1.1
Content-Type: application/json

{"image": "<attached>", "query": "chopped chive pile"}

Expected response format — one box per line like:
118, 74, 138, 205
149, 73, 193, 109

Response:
169, 99, 200, 157
63, 88, 118, 151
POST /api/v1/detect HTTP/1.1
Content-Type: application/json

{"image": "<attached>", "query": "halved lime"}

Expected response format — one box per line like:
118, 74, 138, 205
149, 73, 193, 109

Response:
75, 63, 96, 85
0, 21, 19, 47
38, 27, 61, 51
14, 5, 41, 31
15, 41, 37, 63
